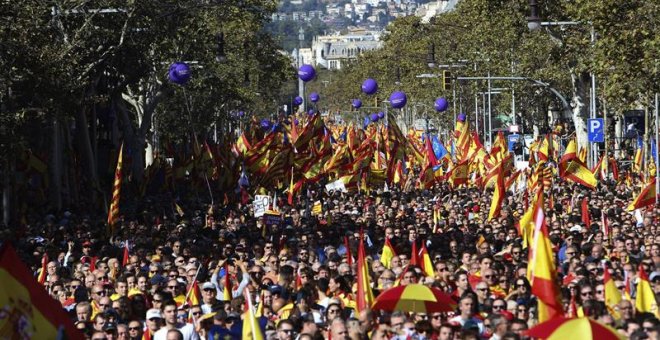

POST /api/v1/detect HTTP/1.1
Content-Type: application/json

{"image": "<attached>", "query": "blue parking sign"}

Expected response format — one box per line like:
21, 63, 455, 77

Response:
588, 118, 604, 143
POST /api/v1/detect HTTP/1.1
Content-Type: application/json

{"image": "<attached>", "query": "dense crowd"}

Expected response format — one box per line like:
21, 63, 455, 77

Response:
6, 174, 660, 340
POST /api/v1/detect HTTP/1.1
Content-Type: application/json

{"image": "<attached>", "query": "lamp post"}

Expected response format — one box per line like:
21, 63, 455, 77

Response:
527, 0, 597, 166
298, 26, 305, 113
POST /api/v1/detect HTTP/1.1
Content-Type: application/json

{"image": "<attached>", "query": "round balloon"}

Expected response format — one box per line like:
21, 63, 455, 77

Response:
168, 62, 191, 85
361, 78, 378, 95
352, 99, 362, 109
294, 119, 299, 125
308, 109, 315, 115
298, 64, 316, 82
434, 97, 449, 112
310, 92, 320, 103
370, 113, 379, 122
293, 96, 303, 106
377, 111, 385, 119
457, 113, 467, 122
260, 119, 272, 130
389, 91, 407, 109
238, 111, 245, 117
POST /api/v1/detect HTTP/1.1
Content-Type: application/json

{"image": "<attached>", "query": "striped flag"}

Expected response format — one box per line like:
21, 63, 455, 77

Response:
627, 180, 657, 211
356, 230, 374, 313
107, 143, 124, 234
380, 238, 396, 269
122, 241, 130, 267
37, 252, 48, 285
528, 191, 563, 322
0, 243, 83, 339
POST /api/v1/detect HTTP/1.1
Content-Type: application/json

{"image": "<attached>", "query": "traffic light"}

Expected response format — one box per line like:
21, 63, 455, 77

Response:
442, 70, 452, 91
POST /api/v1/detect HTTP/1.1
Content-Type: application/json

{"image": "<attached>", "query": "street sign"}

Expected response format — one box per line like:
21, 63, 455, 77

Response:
507, 134, 520, 151
588, 118, 604, 142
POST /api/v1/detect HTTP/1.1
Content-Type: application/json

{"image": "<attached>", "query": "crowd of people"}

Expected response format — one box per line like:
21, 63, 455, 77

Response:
6, 172, 660, 340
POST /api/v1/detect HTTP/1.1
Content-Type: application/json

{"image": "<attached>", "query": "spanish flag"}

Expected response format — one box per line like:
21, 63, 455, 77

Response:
37, 252, 48, 285
380, 238, 396, 269
242, 290, 264, 340
488, 162, 505, 221
122, 240, 130, 267
0, 243, 83, 339
528, 191, 563, 322
603, 262, 622, 319
627, 180, 657, 211
419, 242, 435, 278
635, 263, 658, 317
356, 230, 374, 313
186, 280, 201, 307
222, 264, 232, 302
558, 139, 597, 189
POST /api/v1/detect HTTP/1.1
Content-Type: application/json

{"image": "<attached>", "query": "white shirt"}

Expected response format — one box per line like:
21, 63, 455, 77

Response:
153, 323, 199, 340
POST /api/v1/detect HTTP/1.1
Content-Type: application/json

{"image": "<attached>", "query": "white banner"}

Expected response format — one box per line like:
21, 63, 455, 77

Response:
253, 195, 271, 218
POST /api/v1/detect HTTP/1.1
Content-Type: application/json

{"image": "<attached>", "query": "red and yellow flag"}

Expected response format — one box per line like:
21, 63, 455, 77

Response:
0, 243, 83, 339
558, 139, 597, 189
356, 230, 374, 313
107, 143, 124, 233
488, 162, 505, 221
603, 263, 622, 319
380, 238, 396, 269
528, 191, 563, 322
419, 243, 435, 278
186, 280, 201, 307
627, 180, 657, 211
223, 264, 232, 302
122, 241, 130, 267
37, 252, 48, 285
635, 263, 658, 316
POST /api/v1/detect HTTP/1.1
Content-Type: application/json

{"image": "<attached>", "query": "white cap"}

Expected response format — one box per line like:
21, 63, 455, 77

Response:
146, 309, 162, 320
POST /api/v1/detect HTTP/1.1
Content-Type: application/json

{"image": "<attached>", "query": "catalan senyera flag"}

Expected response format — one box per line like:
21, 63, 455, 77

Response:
380, 238, 396, 269
356, 230, 374, 313
627, 180, 657, 211
287, 168, 295, 205
37, 252, 48, 285
635, 263, 658, 317
242, 290, 264, 340
528, 191, 563, 322
419, 242, 435, 278
602, 263, 622, 319
107, 143, 124, 234
0, 243, 83, 339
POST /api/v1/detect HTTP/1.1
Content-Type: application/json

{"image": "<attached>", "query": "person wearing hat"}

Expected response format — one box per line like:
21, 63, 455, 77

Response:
144, 309, 163, 340
102, 321, 118, 339
199, 281, 222, 314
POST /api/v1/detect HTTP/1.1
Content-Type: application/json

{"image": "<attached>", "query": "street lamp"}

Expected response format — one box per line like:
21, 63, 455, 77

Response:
526, 0, 598, 166
297, 26, 306, 112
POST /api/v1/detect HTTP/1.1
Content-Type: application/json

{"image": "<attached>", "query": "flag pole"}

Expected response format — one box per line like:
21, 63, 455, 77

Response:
182, 264, 203, 305
244, 289, 259, 340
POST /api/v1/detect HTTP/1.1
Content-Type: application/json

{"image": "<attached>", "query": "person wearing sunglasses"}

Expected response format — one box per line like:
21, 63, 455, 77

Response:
127, 319, 143, 340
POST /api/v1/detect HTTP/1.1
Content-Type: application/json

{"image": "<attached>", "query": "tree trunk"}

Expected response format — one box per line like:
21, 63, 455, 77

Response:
51, 118, 62, 211
571, 71, 590, 153
76, 105, 100, 193
2, 158, 13, 226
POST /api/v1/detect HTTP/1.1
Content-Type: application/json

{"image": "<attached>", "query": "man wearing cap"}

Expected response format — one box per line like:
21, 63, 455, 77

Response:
144, 309, 163, 340
153, 300, 199, 340
200, 282, 222, 314
103, 321, 118, 340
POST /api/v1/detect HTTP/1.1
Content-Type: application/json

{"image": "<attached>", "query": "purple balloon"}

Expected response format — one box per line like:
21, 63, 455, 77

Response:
310, 92, 320, 103
308, 109, 314, 115
389, 91, 407, 109
239, 111, 245, 117
168, 62, 191, 85
293, 96, 303, 106
361, 78, 378, 95
434, 97, 449, 112
370, 113, 379, 122
352, 99, 362, 109
378, 111, 385, 119
294, 119, 299, 125
457, 113, 467, 122
260, 119, 272, 130
298, 64, 316, 82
